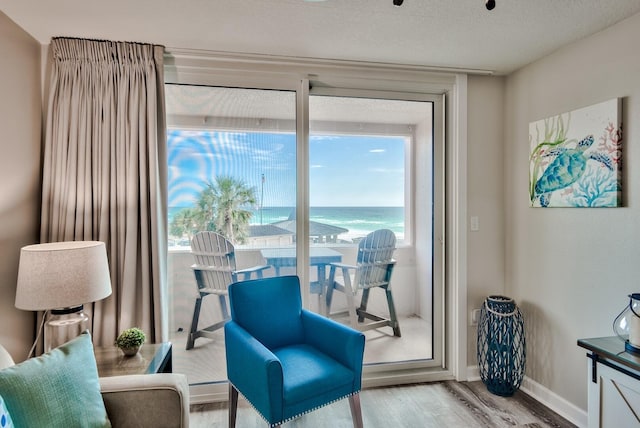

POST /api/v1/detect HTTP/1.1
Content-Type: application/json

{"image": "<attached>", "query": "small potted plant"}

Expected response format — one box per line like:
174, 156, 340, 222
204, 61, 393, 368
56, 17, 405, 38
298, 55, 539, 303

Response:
115, 327, 146, 356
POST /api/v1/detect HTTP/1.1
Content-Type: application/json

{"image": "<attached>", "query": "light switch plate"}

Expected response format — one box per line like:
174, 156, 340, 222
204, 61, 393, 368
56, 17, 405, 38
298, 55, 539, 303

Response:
470, 216, 479, 231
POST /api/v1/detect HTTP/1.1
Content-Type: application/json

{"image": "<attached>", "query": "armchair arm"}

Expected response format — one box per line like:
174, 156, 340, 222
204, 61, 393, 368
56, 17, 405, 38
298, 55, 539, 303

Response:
191, 264, 271, 282
224, 321, 284, 422
301, 310, 365, 389
191, 263, 232, 273
234, 264, 271, 280
329, 262, 356, 270
100, 373, 189, 428
328, 262, 357, 293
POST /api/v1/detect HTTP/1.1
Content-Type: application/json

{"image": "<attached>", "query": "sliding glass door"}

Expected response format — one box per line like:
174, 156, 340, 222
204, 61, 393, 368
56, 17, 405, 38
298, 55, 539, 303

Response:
163, 77, 445, 400
308, 93, 441, 367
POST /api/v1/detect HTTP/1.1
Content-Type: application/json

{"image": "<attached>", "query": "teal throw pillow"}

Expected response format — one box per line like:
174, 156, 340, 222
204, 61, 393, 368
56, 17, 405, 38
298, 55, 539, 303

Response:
0, 332, 111, 427
0, 394, 14, 428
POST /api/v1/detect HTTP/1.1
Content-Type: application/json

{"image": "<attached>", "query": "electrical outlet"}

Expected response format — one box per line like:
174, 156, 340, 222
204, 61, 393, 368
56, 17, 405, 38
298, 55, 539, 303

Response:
470, 308, 481, 325
470, 216, 479, 232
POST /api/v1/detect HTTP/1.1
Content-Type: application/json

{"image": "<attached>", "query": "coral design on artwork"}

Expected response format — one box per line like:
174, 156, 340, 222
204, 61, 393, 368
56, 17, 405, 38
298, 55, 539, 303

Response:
529, 99, 622, 207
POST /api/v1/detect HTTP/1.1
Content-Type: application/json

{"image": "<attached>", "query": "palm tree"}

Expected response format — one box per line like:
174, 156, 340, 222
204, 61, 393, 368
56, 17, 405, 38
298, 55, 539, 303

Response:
169, 176, 257, 244
169, 207, 199, 240
208, 176, 257, 243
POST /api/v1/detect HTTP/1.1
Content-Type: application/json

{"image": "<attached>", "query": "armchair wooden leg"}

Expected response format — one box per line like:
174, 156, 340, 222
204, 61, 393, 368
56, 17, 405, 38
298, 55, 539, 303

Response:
358, 289, 371, 323
349, 393, 363, 428
325, 281, 336, 316
219, 295, 230, 320
385, 287, 401, 337
229, 384, 238, 428
345, 289, 359, 329
186, 296, 203, 350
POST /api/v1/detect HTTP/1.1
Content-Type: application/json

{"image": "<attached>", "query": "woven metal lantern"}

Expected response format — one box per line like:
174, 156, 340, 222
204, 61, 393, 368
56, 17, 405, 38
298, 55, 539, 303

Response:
477, 295, 526, 397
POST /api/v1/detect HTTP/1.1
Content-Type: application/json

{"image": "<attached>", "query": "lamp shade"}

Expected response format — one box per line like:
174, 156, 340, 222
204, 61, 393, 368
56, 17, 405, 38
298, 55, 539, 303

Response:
15, 241, 112, 311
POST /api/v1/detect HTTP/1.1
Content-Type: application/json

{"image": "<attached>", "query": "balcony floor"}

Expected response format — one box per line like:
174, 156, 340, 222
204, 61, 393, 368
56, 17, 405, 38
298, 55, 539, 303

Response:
170, 314, 432, 385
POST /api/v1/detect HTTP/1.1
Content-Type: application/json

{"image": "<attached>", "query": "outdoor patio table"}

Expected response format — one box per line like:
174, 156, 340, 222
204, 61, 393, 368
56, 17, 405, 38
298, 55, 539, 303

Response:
260, 247, 342, 295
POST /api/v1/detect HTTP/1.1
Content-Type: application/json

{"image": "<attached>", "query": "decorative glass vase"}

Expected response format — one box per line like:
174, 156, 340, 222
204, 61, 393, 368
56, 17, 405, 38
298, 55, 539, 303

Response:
613, 293, 640, 354
477, 295, 526, 397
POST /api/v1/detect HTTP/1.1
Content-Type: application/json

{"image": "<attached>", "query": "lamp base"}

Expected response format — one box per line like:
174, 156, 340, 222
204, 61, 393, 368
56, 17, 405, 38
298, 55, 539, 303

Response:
45, 306, 89, 352
625, 340, 640, 355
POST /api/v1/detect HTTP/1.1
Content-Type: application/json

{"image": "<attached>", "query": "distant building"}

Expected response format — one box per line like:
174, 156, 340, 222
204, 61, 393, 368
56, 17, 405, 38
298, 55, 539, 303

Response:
246, 224, 294, 247
247, 212, 349, 246
271, 211, 349, 244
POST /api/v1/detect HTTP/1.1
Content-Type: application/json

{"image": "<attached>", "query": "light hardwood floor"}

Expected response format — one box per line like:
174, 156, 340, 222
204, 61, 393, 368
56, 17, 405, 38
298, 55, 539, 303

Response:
189, 381, 576, 427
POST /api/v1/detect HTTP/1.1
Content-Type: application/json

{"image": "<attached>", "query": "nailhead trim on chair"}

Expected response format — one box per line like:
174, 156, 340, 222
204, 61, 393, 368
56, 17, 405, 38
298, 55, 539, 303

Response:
231, 382, 361, 427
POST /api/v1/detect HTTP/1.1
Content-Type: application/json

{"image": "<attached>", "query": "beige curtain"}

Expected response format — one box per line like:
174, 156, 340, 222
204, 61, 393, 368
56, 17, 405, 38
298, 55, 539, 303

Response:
41, 37, 168, 346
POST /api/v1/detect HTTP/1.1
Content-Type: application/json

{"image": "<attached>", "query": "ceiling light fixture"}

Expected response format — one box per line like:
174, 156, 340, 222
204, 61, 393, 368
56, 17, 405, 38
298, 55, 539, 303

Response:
392, 0, 493, 9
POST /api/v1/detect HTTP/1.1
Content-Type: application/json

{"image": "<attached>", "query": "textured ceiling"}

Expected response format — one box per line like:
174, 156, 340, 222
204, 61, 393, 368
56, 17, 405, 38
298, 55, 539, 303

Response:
1, 0, 639, 74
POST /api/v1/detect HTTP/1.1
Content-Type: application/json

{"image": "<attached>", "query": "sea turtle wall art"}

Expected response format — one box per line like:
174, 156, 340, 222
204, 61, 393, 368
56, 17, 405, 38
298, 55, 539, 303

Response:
529, 98, 622, 208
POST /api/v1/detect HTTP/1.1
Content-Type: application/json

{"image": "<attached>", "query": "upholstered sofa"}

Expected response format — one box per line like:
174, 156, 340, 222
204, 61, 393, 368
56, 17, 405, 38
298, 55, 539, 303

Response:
0, 335, 189, 428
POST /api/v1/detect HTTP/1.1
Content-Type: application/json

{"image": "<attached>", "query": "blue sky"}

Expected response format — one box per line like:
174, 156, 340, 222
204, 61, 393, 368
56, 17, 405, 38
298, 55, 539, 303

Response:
167, 129, 405, 208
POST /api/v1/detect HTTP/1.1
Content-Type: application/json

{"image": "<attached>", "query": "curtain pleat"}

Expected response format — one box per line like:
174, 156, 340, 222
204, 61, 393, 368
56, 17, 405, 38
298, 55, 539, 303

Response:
41, 37, 167, 346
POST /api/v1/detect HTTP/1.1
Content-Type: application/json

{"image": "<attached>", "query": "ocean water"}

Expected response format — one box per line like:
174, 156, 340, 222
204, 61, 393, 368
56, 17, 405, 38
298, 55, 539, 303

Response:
169, 206, 404, 242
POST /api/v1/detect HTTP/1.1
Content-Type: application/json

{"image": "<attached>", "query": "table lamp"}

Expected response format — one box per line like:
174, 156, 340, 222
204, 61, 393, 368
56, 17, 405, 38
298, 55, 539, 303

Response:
15, 241, 112, 352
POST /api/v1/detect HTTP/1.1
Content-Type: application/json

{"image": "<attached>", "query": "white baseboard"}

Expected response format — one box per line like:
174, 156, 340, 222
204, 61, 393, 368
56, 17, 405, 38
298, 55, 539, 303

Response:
189, 383, 227, 404
466, 366, 587, 428
520, 377, 587, 427
466, 365, 480, 381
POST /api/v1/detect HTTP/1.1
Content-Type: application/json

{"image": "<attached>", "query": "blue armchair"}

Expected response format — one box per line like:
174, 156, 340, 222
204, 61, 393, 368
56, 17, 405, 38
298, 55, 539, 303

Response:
225, 275, 365, 427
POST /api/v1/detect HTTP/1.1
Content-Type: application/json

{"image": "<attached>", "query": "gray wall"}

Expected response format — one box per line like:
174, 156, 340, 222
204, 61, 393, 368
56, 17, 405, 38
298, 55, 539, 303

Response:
504, 12, 640, 410
466, 75, 506, 365
0, 11, 42, 361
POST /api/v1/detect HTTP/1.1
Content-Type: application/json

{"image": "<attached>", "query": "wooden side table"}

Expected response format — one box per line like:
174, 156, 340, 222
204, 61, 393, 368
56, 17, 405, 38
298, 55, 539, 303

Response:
94, 342, 172, 377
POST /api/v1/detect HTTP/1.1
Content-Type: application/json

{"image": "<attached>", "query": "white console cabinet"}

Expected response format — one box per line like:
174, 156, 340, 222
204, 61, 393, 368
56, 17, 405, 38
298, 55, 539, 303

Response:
579, 336, 640, 428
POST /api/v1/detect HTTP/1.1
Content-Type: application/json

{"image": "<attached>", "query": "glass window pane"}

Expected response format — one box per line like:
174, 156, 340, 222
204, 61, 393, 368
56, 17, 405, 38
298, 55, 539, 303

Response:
165, 85, 296, 386
309, 134, 405, 243
309, 95, 434, 366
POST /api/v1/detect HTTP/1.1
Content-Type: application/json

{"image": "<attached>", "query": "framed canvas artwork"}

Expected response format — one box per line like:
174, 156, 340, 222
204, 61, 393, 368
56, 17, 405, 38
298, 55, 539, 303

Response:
529, 98, 622, 207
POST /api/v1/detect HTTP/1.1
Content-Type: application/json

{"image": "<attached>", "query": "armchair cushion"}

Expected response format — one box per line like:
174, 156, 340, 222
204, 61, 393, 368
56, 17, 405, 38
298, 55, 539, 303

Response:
228, 275, 304, 349
0, 332, 110, 427
274, 344, 355, 419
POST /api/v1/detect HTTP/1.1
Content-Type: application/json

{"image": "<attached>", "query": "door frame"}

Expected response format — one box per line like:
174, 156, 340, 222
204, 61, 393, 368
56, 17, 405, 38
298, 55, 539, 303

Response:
164, 50, 469, 402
